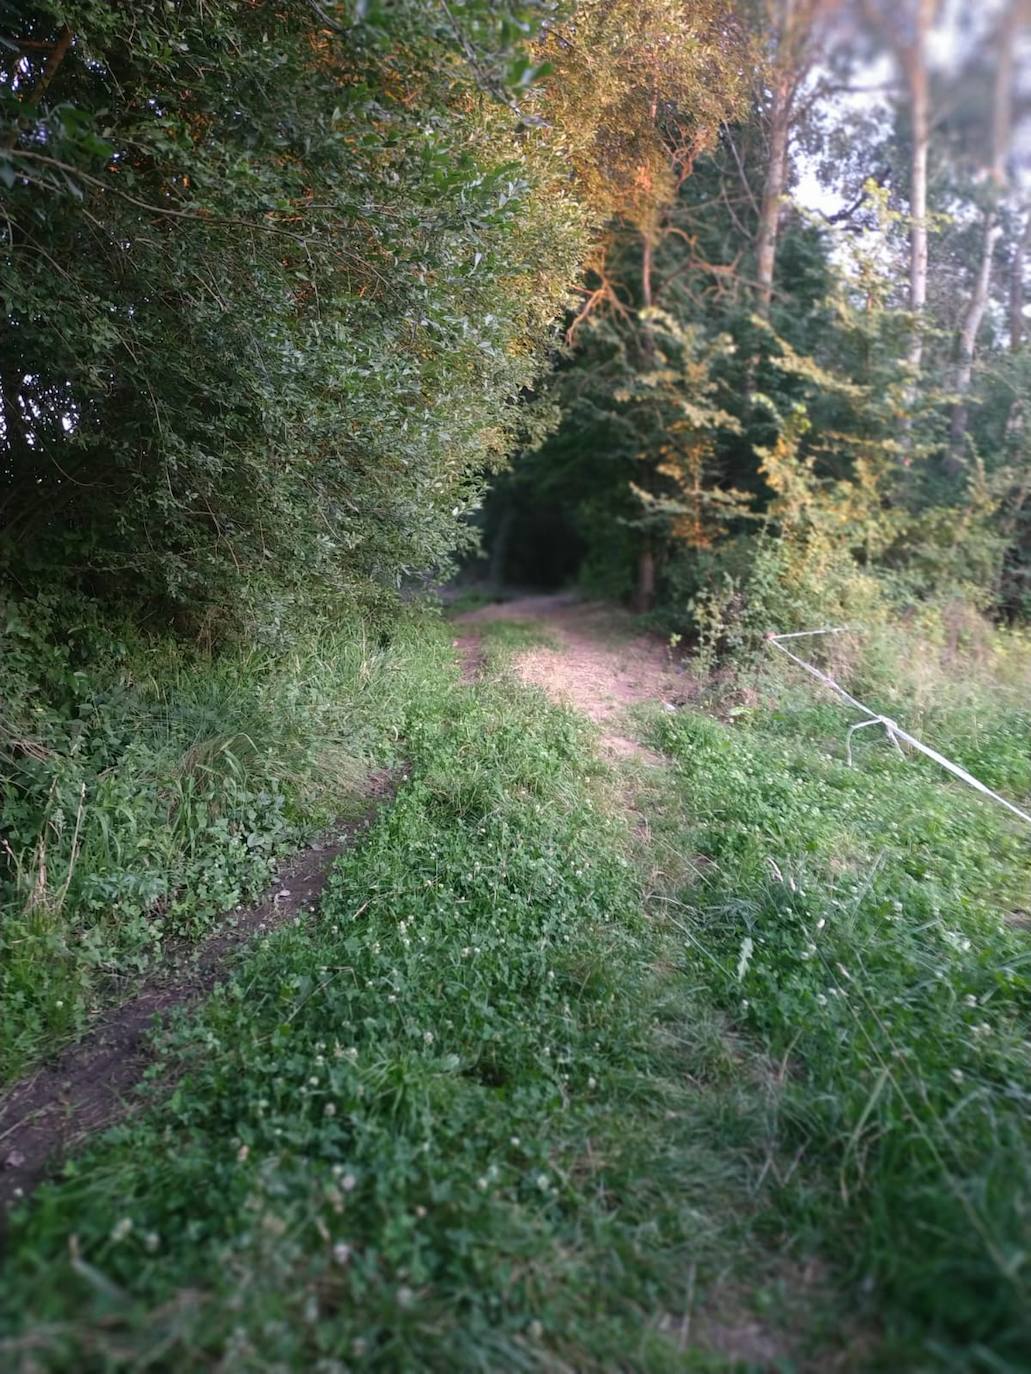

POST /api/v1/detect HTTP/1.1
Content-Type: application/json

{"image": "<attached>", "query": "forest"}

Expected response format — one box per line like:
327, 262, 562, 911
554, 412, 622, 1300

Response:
2, 1, 1031, 1370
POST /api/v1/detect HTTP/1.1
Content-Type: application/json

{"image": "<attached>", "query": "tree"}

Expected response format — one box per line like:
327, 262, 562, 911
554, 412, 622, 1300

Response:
537, 0, 750, 608
0, 1, 588, 634
863, 0, 937, 391
754, 0, 841, 317
946, 0, 1024, 467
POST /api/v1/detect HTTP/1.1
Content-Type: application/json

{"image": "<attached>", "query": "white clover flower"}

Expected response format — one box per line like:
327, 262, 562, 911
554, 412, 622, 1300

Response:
237, 1143, 250, 1162
342, 1172, 357, 1192
397, 1286, 415, 1308
333, 1241, 352, 1265
111, 1218, 133, 1243
324, 1103, 337, 1117
423, 1030, 434, 1044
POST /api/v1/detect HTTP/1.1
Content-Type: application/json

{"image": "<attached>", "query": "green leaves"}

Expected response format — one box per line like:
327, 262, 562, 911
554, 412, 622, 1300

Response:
1, 1, 585, 634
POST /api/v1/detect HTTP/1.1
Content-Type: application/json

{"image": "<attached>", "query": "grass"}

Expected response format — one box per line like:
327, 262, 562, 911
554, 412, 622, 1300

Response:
0, 607, 396, 1084
4, 604, 1030, 1370
0, 617, 842, 1372
641, 623, 1031, 1370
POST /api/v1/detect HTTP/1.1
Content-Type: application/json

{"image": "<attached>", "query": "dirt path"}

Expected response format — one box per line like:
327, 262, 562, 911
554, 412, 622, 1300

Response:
456, 596, 869, 1371
455, 593, 694, 757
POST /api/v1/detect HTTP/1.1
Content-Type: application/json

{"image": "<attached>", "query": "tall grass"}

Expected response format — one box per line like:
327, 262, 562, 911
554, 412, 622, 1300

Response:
0, 606, 399, 1083
0, 621, 841, 1372
646, 615, 1031, 1369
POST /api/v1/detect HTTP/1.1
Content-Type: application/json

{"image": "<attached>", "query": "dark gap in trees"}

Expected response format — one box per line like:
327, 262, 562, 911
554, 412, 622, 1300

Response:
477, 479, 586, 591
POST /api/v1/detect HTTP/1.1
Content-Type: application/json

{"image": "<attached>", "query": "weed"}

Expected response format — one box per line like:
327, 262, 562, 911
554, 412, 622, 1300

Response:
0, 622, 834, 1372
0, 601, 398, 1083
645, 636, 1031, 1369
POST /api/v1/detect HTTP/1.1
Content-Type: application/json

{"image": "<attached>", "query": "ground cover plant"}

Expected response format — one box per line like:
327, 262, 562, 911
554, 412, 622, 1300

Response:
0, 594, 399, 1084
0, 620, 846, 1373
644, 622, 1031, 1371
3, 2, 1031, 1368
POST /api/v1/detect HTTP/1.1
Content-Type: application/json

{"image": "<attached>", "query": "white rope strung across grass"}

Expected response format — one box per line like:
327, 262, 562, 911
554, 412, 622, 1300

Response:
767, 627, 1031, 830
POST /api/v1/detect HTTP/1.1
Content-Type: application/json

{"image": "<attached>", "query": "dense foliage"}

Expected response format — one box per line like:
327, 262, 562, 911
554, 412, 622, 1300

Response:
484, 1, 1031, 634
1, 1, 585, 633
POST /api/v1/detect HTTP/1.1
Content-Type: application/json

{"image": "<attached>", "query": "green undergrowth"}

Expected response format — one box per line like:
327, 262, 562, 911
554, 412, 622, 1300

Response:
643, 640, 1031, 1371
472, 616, 560, 658
0, 595, 412, 1084
0, 619, 831, 1372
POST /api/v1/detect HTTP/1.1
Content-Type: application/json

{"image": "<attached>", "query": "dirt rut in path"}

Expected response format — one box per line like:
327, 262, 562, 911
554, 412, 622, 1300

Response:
0, 772, 398, 1229
456, 594, 693, 756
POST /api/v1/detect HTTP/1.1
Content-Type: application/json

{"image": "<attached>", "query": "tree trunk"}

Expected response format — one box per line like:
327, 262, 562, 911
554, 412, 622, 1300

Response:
947, 0, 1017, 467
2, 24, 73, 150
1010, 211, 1029, 353
755, 69, 793, 319
947, 215, 1003, 467
636, 226, 657, 608
904, 0, 934, 379
0, 366, 31, 527
488, 504, 514, 588
635, 541, 656, 613
1003, 212, 1030, 444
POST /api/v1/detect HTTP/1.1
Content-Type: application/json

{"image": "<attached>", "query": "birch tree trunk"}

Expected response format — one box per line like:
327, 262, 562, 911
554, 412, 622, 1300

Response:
903, 0, 934, 379
636, 226, 657, 611
947, 0, 1017, 468
1010, 213, 1029, 353
1003, 212, 1030, 445
947, 217, 1003, 465
755, 66, 794, 318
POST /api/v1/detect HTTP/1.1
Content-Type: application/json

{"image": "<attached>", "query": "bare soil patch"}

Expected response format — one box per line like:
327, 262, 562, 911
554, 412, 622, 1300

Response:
0, 771, 398, 1230
456, 593, 694, 757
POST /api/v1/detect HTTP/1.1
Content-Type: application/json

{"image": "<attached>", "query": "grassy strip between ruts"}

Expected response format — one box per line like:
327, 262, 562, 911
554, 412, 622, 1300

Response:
643, 678, 1031, 1372
0, 619, 838, 1373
